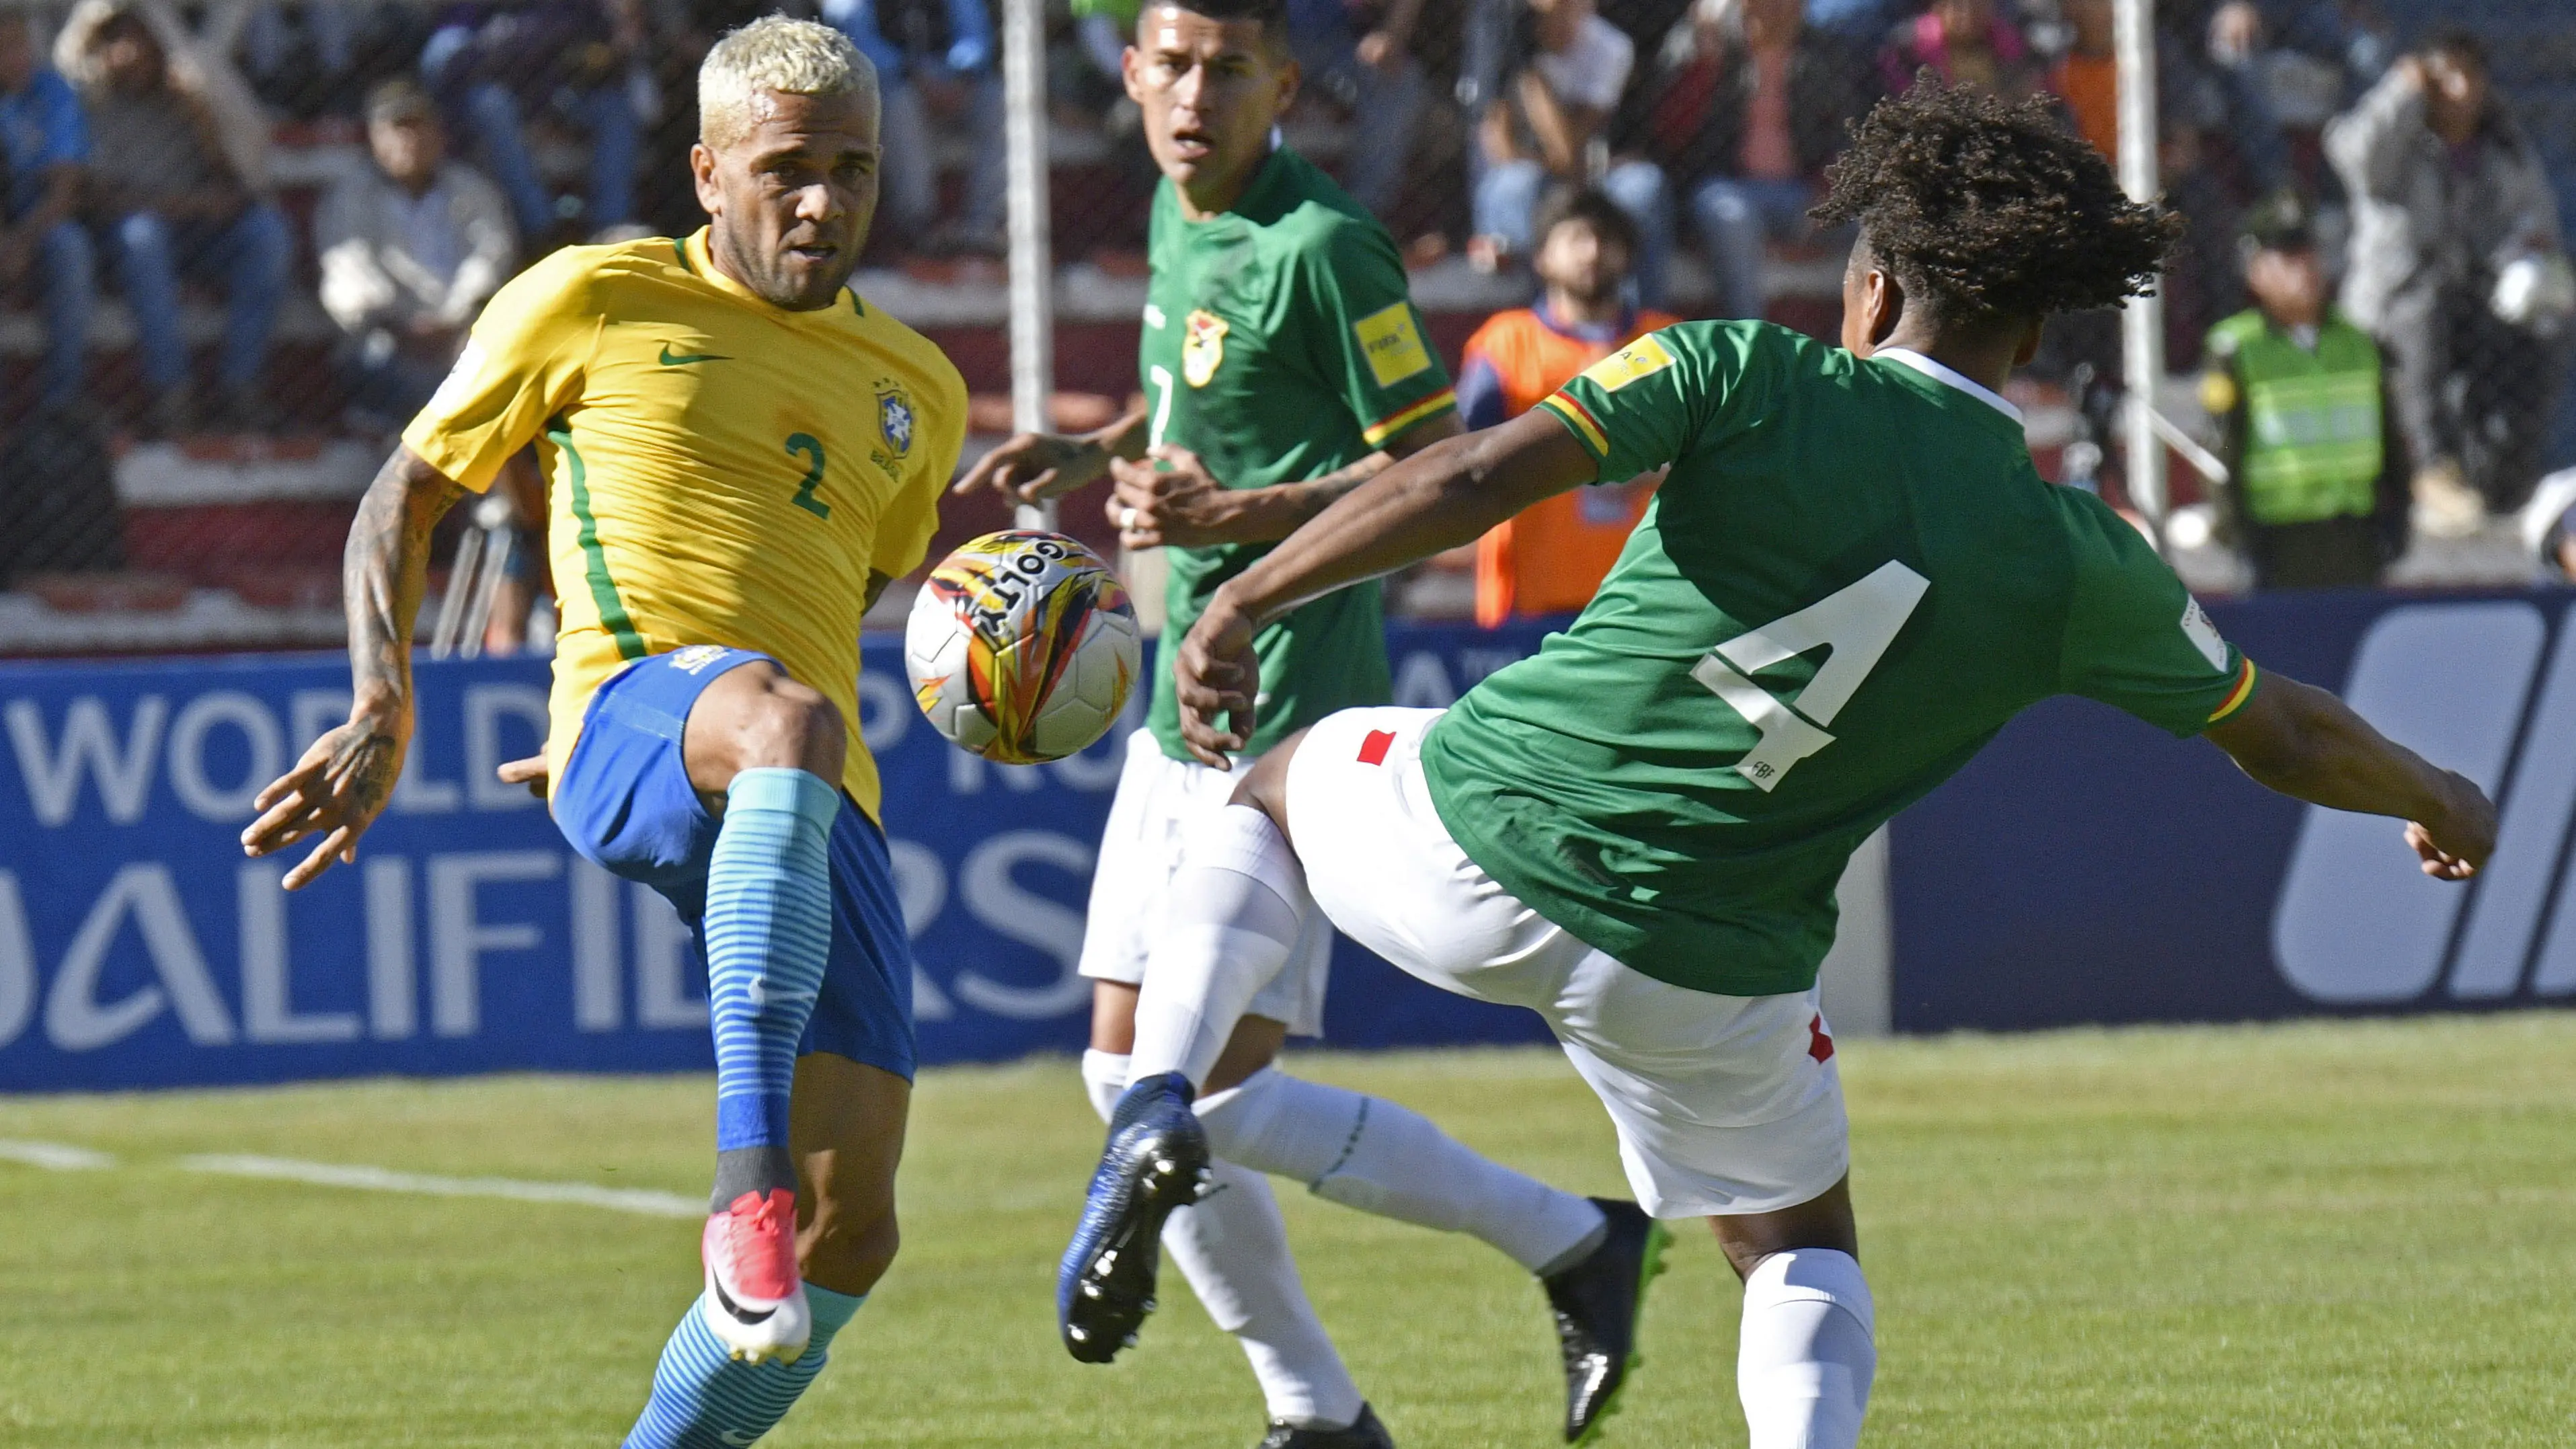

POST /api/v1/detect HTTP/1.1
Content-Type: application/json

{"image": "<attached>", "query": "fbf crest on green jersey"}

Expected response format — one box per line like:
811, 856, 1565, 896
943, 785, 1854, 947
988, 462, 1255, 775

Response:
1136, 147, 1456, 762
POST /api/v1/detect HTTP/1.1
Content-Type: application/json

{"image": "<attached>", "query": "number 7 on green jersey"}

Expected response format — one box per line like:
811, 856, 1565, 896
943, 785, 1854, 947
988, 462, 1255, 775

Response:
1691, 560, 1930, 791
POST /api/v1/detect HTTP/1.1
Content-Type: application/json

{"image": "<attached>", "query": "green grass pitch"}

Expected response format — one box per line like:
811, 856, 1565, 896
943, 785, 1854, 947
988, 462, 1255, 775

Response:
5, 1013, 2575, 1446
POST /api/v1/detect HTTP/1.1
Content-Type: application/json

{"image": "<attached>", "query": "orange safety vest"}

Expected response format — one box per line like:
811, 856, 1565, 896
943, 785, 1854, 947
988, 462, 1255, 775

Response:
1461, 305, 1680, 626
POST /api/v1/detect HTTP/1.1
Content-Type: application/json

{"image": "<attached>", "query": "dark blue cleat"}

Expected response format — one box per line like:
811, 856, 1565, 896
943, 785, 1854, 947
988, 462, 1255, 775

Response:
1058, 1070, 1212, 1363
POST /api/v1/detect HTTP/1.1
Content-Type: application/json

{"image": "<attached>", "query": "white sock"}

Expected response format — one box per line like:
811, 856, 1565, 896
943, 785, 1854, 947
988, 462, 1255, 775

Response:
1737, 1248, 1875, 1449
1080, 1051, 1364, 1430
1080, 1048, 1136, 1123
1128, 806, 1311, 1088
1196, 1066, 1608, 1274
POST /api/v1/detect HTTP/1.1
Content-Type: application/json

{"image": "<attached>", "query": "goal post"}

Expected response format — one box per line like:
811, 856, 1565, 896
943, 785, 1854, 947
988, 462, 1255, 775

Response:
1003, 0, 1057, 533
2115, 0, 2167, 543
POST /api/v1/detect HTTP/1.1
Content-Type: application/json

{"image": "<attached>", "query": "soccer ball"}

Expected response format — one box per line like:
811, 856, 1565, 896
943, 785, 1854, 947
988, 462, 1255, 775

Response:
905, 531, 1142, 764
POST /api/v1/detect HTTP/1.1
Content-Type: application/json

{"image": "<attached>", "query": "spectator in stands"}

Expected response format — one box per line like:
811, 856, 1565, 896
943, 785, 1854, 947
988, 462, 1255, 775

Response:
0, 15, 94, 415
239, 0, 358, 118
317, 80, 516, 428
422, 0, 646, 245
2327, 28, 2572, 538
2199, 195, 2405, 590
2052, 0, 2115, 161
2171, 1, 2397, 196
2181, 1, 2291, 194
1055, 4, 1132, 126
2522, 468, 2576, 585
1876, 0, 2043, 102
1649, 0, 1867, 323
1471, 0, 1672, 307
822, 0, 1005, 255
65, 1, 292, 434
1456, 186, 1678, 624
1286, 0, 1429, 221
2056, 1, 2292, 183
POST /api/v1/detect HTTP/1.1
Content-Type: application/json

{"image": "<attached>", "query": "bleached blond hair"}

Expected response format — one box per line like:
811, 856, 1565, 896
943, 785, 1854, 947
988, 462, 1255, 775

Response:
699, 16, 878, 151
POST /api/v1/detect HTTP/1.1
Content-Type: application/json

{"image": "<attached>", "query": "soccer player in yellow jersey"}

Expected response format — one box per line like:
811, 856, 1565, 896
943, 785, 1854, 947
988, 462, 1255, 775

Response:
239, 19, 966, 1447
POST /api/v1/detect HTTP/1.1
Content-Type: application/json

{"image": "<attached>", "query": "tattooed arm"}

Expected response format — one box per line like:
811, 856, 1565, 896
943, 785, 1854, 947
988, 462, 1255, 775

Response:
241, 448, 465, 888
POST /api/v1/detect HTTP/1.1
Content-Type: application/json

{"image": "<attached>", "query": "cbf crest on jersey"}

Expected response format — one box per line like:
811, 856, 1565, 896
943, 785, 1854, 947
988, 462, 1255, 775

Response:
877, 381, 916, 457
1183, 309, 1229, 388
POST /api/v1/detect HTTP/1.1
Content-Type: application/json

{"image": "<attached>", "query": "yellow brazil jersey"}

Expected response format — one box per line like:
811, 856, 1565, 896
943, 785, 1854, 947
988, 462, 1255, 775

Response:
402, 229, 968, 822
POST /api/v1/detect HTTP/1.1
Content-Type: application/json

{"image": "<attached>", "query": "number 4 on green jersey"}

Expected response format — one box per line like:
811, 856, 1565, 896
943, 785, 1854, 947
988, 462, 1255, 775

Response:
1421, 319, 2261, 999
1691, 560, 1930, 791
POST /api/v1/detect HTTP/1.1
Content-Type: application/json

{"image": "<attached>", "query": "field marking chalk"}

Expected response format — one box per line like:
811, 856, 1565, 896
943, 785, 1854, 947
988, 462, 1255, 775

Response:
0, 1140, 118, 1171
177, 1154, 702, 1218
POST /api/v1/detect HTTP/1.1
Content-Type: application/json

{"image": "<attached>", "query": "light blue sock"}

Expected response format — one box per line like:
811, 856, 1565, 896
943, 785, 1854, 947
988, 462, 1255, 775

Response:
623, 1284, 865, 1449
704, 767, 841, 1204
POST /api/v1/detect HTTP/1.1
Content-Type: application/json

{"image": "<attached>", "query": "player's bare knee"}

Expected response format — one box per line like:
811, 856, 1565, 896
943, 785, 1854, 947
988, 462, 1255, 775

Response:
1711, 1177, 1859, 1280
800, 1198, 899, 1296
736, 677, 849, 779
688, 665, 848, 795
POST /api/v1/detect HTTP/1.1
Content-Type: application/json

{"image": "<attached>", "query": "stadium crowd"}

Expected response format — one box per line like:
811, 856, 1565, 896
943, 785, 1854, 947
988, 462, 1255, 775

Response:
0, 0, 2569, 643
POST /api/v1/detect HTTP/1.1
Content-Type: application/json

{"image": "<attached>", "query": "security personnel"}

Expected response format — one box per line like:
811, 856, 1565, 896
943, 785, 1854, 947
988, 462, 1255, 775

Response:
1456, 188, 1679, 625
2201, 196, 2407, 589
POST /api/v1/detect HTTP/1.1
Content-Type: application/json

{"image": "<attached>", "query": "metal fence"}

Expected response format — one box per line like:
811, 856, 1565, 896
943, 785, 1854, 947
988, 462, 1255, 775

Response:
0, 0, 2567, 661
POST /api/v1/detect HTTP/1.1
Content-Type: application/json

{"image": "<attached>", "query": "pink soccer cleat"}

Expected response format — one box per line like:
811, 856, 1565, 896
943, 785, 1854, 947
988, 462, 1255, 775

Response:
699, 1188, 812, 1364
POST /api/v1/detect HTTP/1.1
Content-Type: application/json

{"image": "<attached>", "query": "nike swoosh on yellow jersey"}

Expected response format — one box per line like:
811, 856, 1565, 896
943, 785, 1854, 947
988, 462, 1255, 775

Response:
659, 343, 732, 366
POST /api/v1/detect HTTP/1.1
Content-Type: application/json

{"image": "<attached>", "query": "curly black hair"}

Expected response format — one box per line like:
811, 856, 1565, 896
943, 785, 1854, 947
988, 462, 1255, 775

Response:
1812, 79, 2182, 326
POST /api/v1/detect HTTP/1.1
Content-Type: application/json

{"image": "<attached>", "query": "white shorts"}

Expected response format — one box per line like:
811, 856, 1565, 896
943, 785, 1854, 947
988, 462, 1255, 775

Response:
1078, 728, 1333, 1037
1286, 707, 1850, 1218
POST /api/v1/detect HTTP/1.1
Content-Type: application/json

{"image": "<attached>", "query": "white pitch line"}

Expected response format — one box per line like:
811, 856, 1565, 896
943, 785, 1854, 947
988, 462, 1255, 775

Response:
177, 1154, 702, 1219
0, 1139, 118, 1171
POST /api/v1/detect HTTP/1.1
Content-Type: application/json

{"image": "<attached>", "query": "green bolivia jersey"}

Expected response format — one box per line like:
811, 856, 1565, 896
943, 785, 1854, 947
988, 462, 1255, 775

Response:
1140, 147, 1457, 762
1421, 321, 2261, 996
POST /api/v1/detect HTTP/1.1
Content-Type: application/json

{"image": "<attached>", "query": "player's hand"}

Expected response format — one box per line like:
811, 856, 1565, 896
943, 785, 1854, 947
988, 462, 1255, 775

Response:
2407, 771, 2497, 882
1356, 29, 1400, 71
1174, 594, 1260, 769
497, 754, 549, 801
1109, 446, 1255, 549
953, 432, 1110, 504
239, 705, 411, 890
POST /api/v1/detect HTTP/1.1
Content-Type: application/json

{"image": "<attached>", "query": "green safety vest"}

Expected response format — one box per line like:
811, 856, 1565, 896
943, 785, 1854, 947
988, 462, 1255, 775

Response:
2207, 311, 2383, 526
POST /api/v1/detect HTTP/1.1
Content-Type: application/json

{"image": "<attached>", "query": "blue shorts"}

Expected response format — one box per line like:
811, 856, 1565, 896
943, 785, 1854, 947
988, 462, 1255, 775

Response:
551, 645, 916, 1081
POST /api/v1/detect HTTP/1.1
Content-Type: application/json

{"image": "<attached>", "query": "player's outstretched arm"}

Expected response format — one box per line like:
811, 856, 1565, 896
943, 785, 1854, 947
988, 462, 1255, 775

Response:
1108, 411, 1467, 550
241, 447, 465, 888
951, 404, 1150, 504
1173, 408, 1595, 765
2204, 672, 2498, 880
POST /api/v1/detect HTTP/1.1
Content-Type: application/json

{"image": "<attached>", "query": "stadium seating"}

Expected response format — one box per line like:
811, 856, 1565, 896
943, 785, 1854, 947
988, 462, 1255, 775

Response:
3, 3, 2567, 657
2376, 0, 2576, 464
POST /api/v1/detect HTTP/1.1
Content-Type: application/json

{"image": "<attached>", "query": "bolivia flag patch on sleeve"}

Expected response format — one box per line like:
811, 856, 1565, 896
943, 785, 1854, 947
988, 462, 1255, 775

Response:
1538, 391, 1609, 457
2208, 657, 2260, 723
